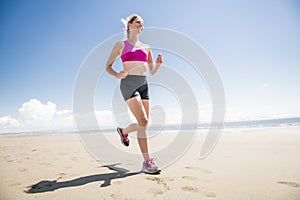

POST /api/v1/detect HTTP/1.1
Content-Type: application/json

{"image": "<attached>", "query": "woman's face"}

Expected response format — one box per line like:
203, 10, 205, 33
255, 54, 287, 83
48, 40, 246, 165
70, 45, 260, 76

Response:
129, 17, 144, 33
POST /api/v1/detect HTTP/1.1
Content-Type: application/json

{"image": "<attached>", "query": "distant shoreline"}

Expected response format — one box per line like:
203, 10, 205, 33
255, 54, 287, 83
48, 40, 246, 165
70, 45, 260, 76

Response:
1, 117, 300, 135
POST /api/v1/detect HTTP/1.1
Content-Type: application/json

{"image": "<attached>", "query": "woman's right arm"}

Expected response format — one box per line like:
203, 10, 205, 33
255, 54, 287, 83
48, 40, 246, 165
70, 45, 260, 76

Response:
105, 41, 127, 79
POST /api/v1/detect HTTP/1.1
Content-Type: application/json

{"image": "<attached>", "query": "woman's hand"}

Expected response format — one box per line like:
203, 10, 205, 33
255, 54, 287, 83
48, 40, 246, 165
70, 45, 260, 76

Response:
117, 70, 128, 79
156, 53, 163, 65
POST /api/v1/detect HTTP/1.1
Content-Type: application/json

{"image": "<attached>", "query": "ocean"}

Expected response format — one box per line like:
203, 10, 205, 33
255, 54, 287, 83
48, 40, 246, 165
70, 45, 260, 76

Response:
1, 117, 300, 135
76, 117, 300, 135
149, 117, 300, 131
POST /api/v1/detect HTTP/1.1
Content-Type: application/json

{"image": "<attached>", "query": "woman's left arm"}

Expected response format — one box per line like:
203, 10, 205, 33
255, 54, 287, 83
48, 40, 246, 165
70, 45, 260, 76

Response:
148, 49, 163, 75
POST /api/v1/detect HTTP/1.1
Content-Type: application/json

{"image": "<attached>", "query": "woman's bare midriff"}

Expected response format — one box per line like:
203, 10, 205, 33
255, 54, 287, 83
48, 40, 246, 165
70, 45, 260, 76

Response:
122, 61, 147, 76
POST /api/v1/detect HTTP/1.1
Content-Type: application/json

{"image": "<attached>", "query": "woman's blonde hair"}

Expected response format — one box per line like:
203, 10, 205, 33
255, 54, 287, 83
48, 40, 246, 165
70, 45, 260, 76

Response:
121, 14, 143, 39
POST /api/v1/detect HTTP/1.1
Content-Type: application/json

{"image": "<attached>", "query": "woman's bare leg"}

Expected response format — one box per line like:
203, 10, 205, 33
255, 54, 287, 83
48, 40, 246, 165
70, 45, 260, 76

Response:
141, 100, 150, 118
123, 100, 149, 135
126, 96, 149, 161
123, 123, 138, 135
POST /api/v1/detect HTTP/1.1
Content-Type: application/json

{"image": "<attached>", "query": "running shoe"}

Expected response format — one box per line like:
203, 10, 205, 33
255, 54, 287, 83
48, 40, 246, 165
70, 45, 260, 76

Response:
117, 127, 129, 147
141, 158, 161, 174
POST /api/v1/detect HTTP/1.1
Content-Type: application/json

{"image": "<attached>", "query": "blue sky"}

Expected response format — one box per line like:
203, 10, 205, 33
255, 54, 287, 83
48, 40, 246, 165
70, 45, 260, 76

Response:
1, 0, 300, 132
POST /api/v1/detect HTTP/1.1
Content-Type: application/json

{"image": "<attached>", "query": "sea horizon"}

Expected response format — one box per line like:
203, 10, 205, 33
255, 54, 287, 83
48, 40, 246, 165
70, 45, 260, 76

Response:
1, 116, 300, 136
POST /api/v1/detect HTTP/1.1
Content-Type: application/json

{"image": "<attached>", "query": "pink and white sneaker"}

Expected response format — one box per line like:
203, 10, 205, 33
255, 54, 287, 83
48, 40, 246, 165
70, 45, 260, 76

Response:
117, 127, 129, 147
141, 158, 161, 174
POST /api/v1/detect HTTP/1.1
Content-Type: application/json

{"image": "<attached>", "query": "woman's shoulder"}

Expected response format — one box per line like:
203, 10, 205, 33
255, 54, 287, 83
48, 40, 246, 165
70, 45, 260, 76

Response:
140, 41, 151, 49
113, 41, 125, 53
115, 41, 125, 48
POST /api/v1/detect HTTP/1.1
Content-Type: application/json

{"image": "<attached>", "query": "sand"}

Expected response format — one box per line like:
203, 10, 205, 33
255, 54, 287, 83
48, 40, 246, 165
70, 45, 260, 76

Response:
1, 127, 300, 200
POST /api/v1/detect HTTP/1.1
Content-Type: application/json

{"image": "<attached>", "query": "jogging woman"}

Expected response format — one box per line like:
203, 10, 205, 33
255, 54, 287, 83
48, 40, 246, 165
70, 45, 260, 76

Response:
106, 14, 162, 174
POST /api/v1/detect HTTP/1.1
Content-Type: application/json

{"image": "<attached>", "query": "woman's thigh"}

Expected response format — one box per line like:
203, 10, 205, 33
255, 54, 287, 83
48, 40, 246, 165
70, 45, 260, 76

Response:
127, 96, 148, 126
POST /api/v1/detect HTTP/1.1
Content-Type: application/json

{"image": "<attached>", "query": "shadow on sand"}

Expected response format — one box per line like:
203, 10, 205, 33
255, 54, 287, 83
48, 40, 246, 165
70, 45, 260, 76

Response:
25, 163, 141, 193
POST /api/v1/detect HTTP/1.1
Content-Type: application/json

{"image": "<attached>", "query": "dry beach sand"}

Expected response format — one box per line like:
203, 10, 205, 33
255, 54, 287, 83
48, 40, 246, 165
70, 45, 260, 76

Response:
1, 127, 300, 200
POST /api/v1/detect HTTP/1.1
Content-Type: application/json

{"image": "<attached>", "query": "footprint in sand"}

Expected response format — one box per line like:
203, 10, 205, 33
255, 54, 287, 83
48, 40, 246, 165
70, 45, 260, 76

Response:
181, 186, 199, 192
57, 173, 67, 177
184, 166, 212, 174
114, 181, 122, 185
145, 177, 173, 192
2, 155, 10, 159
145, 176, 174, 183
148, 188, 164, 196
38, 163, 52, 166
202, 191, 216, 197
71, 157, 78, 161
277, 181, 300, 188
18, 168, 27, 172
110, 193, 122, 200
182, 186, 216, 197
9, 182, 21, 187
182, 176, 196, 181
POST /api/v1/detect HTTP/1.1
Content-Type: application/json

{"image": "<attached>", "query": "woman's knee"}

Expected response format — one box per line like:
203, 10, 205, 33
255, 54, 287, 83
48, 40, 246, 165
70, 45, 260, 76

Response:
138, 118, 148, 127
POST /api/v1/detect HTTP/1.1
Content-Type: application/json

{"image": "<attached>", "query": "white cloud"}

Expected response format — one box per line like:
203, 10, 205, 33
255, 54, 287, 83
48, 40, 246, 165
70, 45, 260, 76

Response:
0, 99, 75, 133
0, 116, 20, 129
0, 99, 119, 133
95, 110, 114, 127
18, 99, 56, 128
53, 109, 74, 130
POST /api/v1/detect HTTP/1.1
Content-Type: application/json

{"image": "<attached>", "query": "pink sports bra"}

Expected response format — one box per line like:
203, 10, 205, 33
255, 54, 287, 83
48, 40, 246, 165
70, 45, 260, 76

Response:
121, 41, 149, 62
